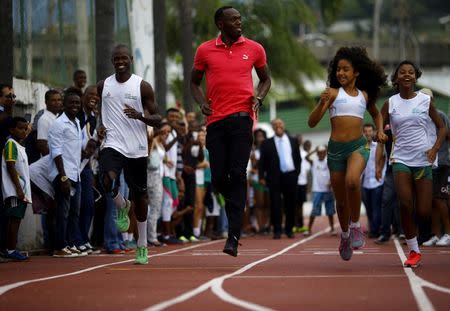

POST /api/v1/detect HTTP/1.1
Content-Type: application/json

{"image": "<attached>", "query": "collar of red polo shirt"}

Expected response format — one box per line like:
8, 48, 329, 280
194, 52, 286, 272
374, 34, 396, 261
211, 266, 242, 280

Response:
215, 35, 246, 47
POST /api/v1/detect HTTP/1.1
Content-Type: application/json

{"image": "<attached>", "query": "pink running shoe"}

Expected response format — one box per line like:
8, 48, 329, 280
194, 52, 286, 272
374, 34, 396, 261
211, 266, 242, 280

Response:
350, 226, 365, 249
339, 233, 353, 261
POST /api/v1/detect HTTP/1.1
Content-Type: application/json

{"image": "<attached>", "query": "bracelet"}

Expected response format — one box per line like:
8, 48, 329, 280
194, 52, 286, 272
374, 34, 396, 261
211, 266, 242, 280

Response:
256, 96, 263, 106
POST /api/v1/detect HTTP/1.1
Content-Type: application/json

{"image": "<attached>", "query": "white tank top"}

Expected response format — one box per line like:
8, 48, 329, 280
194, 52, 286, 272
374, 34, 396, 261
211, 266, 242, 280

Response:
388, 92, 437, 167
101, 74, 148, 158
329, 87, 366, 119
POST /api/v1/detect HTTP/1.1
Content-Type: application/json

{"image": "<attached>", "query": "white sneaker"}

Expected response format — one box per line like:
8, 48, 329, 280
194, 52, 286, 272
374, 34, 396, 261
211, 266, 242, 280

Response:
422, 236, 439, 247
436, 234, 450, 247
69, 246, 88, 257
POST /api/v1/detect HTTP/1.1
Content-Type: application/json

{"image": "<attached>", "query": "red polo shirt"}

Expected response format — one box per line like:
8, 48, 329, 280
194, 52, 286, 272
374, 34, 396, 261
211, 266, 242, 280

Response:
193, 35, 267, 125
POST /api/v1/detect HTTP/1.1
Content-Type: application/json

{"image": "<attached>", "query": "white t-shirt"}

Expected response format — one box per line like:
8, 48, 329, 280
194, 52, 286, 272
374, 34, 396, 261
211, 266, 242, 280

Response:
389, 92, 437, 167
297, 148, 311, 185
1, 138, 32, 202
363, 141, 385, 189
37, 109, 58, 140
311, 158, 331, 192
101, 74, 148, 158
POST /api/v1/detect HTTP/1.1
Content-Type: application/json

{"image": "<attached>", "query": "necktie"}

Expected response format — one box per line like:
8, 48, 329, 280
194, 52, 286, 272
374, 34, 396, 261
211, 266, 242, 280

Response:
277, 138, 287, 172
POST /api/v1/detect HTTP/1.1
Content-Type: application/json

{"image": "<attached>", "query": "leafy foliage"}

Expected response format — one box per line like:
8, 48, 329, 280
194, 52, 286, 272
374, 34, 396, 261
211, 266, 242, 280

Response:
166, 0, 343, 103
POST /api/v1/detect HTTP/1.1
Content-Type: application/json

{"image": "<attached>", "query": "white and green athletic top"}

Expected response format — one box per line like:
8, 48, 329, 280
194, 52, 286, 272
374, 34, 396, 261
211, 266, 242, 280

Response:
388, 91, 437, 167
1, 138, 32, 202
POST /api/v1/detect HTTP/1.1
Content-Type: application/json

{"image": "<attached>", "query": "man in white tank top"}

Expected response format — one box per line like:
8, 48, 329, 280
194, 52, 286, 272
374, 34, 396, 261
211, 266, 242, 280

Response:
97, 44, 161, 265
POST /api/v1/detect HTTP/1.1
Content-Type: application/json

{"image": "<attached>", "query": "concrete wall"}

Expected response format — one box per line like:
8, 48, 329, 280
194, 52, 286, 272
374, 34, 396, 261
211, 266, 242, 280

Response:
17, 205, 44, 251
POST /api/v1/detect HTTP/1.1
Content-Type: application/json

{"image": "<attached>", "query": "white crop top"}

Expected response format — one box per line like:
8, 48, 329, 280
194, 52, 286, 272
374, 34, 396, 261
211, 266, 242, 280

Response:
329, 87, 367, 119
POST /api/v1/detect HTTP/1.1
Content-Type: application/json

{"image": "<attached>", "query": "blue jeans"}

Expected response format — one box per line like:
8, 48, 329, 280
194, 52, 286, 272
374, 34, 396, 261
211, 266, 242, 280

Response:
103, 172, 128, 251
53, 179, 81, 249
217, 205, 228, 235
362, 185, 383, 235
73, 166, 95, 246
311, 191, 335, 216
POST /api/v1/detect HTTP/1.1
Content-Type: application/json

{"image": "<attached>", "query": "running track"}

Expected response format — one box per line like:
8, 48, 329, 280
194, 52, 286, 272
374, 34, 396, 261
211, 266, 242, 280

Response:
1, 218, 449, 311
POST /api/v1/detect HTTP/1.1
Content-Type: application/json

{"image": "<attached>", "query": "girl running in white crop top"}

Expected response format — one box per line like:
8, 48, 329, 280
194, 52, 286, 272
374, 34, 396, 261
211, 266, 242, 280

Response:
308, 47, 387, 262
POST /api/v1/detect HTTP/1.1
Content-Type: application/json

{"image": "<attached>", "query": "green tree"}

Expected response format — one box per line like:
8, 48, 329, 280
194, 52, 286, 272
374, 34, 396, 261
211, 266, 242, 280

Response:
154, 0, 168, 111
167, 0, 343, 105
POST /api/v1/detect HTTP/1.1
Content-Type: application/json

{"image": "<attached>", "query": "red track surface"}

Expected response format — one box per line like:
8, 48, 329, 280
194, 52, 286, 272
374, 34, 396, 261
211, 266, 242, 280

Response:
1, 218, 449, 311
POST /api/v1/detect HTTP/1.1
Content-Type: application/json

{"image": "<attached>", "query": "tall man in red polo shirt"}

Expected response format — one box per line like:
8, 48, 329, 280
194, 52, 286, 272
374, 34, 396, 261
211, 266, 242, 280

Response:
191, 6, 271, 257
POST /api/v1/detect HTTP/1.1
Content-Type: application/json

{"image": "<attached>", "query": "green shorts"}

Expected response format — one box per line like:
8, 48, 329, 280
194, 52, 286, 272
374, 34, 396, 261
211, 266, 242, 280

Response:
327, 136, 370, 172
392, 163, 432, 180
4, 197, 28, 219
251, 181, 268, 193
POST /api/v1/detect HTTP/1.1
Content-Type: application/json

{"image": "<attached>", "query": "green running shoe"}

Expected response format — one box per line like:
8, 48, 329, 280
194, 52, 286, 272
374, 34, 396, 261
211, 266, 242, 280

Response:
116, 200, 131, 232
178, 236, 189, 243
135, 246, 148, 265
189, 235, 200, 243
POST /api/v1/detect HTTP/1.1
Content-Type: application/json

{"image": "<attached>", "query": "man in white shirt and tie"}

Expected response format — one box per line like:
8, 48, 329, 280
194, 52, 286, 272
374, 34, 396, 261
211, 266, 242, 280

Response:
259, 118, 301, 239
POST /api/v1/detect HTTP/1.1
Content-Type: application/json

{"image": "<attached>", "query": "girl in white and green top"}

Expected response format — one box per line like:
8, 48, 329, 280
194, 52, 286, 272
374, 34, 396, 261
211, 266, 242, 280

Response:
380, 60, 446, 268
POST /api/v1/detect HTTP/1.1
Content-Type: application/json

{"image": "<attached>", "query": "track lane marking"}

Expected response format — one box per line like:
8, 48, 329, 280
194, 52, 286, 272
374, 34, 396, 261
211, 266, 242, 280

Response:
232, 274, 405, 279
394, 239, 450, 311
144, 228, 328, 311
0, 240, 222, 296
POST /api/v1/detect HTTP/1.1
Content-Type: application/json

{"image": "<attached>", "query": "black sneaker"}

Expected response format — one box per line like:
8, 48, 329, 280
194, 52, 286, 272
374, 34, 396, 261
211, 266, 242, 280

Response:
223, 236, 239, 257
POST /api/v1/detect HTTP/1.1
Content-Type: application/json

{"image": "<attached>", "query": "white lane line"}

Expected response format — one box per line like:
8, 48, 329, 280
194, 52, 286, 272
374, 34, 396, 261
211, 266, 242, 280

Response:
394, 239, 450, 311
232, 274, 405, 279
0, 240, 222, 296
144, 228, 327, 311
211, 279, 275, 311
394, 239, 450, 295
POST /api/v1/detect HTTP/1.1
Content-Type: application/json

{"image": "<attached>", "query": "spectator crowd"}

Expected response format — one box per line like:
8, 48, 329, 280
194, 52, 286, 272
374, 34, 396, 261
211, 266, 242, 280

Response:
0, 69, 449, 263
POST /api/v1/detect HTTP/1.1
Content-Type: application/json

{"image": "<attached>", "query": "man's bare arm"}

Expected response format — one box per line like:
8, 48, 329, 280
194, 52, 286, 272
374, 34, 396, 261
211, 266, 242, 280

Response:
140, 81, 162, 127
253, 65, 271, 110
190, 69, 212, 116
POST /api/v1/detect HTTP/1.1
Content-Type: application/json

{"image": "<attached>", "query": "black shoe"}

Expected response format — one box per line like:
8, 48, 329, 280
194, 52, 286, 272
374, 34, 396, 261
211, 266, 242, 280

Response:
375, 235, 390, 245
286, 232, 295, 239
273, 233, 281, 239
223, 236, 239, 257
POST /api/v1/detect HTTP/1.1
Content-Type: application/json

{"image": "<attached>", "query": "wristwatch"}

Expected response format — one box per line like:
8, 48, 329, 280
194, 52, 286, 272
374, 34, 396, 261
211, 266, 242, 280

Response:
256, 96, 263, 107
60, 175, 69, 182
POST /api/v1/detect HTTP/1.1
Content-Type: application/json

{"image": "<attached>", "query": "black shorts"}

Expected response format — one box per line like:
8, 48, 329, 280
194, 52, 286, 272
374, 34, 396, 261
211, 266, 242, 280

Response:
297, 185, 307, 204
182, 172, 196, 207
4, 197, 27, 219
432, 165, 449, 200
99, 148, 147, 194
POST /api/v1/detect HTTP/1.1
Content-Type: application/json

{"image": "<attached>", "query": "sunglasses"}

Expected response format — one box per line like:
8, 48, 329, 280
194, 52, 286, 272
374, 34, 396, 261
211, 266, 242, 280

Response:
5, 94, 16, 99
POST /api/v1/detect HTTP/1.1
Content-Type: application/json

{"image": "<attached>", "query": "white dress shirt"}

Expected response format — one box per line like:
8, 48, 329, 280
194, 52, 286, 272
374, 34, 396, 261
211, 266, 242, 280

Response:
47, 112, 82, 183
37, 109, 58, 140
274, 134, 295, 173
